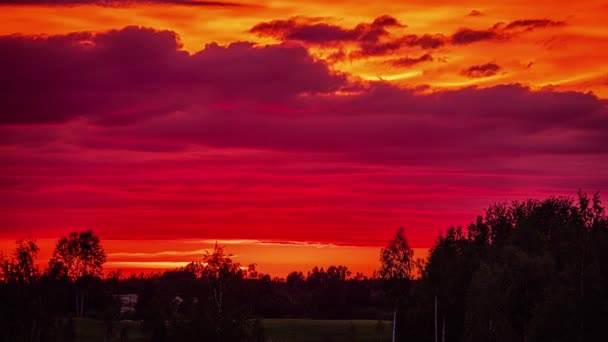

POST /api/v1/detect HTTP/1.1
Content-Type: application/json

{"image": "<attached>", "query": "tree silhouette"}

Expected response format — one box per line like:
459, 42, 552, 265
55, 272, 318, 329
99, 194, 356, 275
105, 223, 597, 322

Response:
0, 238, 51, 340
202, 243, 244, 342
1, 237, 40, 284
421, 192, 608, 342
379, 228, 414, 342
424, 226, 478, 342
50, 230, 106, 316
286, 271, 305, 288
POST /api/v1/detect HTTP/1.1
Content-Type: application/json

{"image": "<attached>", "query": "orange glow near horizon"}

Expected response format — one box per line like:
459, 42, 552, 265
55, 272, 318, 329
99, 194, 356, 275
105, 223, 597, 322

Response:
0, 238, 428, 278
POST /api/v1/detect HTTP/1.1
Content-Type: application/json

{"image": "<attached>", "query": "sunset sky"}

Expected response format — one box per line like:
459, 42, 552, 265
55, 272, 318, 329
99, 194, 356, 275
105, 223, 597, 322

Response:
1, 0, 607, 277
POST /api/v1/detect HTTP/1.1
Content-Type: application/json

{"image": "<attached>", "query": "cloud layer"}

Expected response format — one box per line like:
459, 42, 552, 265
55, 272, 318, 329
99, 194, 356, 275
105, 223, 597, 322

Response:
1, 26, 345, 125
1, 26, 607, 248
251, 15, 568, 58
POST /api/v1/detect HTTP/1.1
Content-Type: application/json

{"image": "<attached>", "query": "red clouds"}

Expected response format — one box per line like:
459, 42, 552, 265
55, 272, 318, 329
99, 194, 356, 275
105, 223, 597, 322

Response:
1, 26, 607, 248
2, 26, 607, 163
0, 27, 346, 125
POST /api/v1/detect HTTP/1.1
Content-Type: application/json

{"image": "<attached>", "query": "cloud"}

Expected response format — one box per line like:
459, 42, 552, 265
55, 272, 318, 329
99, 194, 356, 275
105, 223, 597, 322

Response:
250, 18, 360, 44
0, 0, 245, 6
251, 15, 445, 57
2, 27, 607, 159
105, 261, 191, 268
252, 15, 566, 54
2, 27, 607, 156
451, 18, 566, 45
504, 19, 566, 31
403, 34, 446, 49
391, 53, 433, 67
108, 249, 208, 257
0, 26, 346, 125
195, 239, 344, 248
450, 28, 500, 45
250, 15, 404, 45
461, 62, 501, 78
467, 10, 483, 17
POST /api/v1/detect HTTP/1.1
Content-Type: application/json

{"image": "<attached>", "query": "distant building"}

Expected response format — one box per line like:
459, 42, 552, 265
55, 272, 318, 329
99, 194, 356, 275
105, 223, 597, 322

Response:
115, 294, 138, 315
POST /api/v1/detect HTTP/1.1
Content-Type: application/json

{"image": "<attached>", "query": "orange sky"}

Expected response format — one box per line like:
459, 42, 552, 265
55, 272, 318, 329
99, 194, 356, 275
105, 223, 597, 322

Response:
0, 0, 607, 277
1, 1, 606, 96
0, 238, 428, 278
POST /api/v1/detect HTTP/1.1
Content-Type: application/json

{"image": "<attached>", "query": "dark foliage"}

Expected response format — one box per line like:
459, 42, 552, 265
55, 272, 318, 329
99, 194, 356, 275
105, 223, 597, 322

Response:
409, 191, 608, 342
1, 192, 606, 341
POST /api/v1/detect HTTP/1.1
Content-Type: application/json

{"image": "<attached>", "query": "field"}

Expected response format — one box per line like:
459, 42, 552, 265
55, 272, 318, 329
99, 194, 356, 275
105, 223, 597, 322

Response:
262, 319, 392, 342
72, 318, 392, 341
73, 318, 146, 342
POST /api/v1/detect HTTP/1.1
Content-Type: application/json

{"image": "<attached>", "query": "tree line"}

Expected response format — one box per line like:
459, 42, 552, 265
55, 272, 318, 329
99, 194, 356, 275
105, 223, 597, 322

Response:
0, 191, 607, 341
391, 191, 608, 342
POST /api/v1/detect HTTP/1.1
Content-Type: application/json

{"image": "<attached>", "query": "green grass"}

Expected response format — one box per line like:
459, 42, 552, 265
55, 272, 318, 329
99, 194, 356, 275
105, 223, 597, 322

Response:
72, 318, 392, 341
262, 319, 392, 342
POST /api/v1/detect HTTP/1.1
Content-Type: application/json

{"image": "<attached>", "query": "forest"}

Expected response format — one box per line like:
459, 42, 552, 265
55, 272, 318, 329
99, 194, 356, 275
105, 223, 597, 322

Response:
1, 191, 607, 341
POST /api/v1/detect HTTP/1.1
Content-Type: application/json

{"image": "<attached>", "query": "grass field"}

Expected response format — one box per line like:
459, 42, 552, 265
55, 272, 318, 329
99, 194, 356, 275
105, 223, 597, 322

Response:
262, 319, 392, 342
73, 318, 146, 342
72, 318, 392, 341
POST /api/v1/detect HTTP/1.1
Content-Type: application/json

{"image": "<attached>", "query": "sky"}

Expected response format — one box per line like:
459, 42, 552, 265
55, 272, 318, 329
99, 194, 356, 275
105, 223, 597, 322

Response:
0, 0, 607, 277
